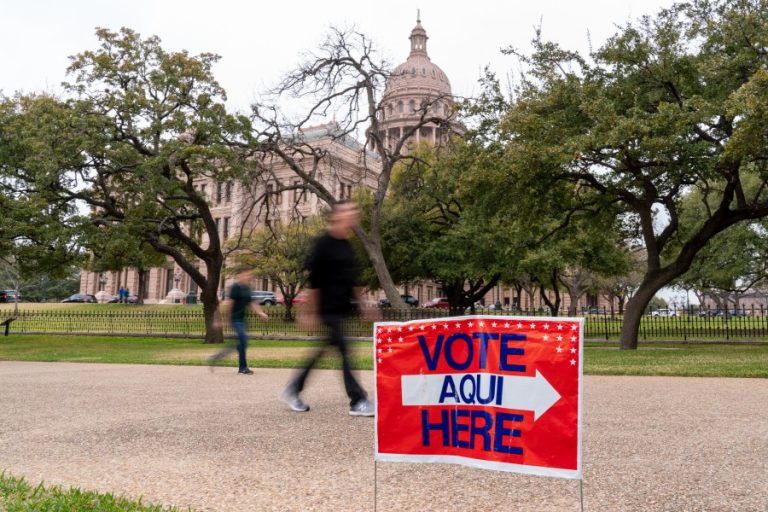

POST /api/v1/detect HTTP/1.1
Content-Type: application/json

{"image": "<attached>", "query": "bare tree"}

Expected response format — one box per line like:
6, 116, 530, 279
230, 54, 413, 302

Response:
249, 27, 455, 308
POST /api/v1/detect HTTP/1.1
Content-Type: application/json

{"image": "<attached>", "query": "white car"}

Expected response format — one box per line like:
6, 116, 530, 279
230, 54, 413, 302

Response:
650, 309, 676, 317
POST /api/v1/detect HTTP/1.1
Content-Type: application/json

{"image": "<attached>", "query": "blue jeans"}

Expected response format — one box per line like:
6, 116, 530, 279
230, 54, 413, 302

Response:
232, 319, 249, 371
291, 314, 366, 406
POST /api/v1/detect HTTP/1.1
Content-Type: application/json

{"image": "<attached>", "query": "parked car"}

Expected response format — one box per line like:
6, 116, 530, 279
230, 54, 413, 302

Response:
0, 290, 20, 303
470, 301, 496, 311
650, 308, 677, 317
378, 294, 419, 308
62, 293, 97, 303
251, 290, 277, 306
422, 297, 450, 309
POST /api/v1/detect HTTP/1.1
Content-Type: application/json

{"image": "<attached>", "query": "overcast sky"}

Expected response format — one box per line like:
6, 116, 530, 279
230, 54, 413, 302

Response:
2, 0, 692, 302
3, 0, 678, 113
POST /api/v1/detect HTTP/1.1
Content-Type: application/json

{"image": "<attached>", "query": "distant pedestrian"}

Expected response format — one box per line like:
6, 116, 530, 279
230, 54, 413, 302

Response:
210, 269, 268, 374
280, 201, 375, 416
118, 286, 126, 303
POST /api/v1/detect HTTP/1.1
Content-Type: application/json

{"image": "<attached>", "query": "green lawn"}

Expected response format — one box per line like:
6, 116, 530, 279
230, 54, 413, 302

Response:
0, 471, 184, 512
0, 335, 766, 377
0, 335, 372, 370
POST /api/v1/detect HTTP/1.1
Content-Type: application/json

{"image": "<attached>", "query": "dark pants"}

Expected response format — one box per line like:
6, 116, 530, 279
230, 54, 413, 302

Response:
291, 314, 366, 406
210, 319, 249, 371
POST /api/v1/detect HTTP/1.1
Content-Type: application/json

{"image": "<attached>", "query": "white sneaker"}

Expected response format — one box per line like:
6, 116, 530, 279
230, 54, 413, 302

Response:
349, 399, 375, 417
280, 387, 310, 412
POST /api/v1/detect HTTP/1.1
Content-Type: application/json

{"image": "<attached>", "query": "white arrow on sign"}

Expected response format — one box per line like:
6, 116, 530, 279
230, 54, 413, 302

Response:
401, 370, 561, 421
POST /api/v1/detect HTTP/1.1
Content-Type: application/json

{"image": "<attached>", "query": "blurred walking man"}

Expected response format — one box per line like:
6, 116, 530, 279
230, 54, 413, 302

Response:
281, 201, 375, 416
210, 269, 268, 374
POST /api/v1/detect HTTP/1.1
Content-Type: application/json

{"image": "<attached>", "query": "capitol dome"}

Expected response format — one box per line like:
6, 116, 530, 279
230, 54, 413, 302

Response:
378, 14, 457, 150
384, 18, 452, 100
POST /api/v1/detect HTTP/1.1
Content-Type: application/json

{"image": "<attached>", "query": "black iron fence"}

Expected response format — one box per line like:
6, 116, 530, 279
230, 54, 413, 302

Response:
3, 306, 768, 341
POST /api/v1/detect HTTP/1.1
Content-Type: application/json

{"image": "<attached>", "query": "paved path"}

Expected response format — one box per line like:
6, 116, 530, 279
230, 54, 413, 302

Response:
0, 362, 766, 511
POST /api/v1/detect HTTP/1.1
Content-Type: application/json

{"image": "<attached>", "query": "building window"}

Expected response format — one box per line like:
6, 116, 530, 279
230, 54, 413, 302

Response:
397, 101, 404, 113
223, 217, 229, 240
214, 218, 220, 239
409, 100, 416, 113
200, 184, 207, 200
225, 181, 232, 203
216, 182, 223, 204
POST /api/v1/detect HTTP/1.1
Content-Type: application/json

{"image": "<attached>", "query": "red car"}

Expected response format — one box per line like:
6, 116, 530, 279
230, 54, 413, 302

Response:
422, 297, 449, 309
277, 292, 308, 306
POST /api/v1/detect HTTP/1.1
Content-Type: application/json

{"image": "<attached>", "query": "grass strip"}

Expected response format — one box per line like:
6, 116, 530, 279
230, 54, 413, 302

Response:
0, 335, 766, 378
0, 470, 185, 511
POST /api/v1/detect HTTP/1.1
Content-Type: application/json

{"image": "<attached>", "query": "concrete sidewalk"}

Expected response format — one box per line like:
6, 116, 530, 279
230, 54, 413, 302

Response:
0, 361, 766, 511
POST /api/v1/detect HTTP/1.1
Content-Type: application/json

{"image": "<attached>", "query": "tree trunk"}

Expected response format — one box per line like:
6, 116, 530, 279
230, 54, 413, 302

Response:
619, 275, 667, 349
357, 232, 406, 309
136, 268, 147, 305
200, 263, 223, 344
443, 281, 466, 316
201, 286, 223, 344
567, 288, 580, 316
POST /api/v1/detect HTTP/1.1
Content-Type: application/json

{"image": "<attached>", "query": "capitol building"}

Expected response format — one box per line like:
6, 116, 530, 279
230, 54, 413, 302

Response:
79, 16, 462, 305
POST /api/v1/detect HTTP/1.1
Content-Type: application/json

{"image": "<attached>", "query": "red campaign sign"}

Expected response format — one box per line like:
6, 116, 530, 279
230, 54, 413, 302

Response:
374, 315, 583, 479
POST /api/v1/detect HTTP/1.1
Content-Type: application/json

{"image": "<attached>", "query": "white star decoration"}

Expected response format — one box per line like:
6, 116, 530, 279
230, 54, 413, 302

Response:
388, 347, 393, 353
504, 322, 510, 328
543, 335, 550, 341
571, 324, 577, 330
468, 322, 474, 327
408, 326, 414, 332
398, 337, 404, 342
570, 336, 577, 342
570, 347, 577, 354
543, 323, 550, 330
556, 346, 564, 353
431, 324, 437, 330
517, 323, 523, 328
530, 323, 536, 329
570, 359, 577, 366
557, 324, 564, 330
479, 321, 485, 327
557, 335, 563, 342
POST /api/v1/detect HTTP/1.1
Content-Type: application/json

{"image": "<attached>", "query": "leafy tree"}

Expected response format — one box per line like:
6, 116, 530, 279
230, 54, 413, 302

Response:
230, 218, 322, 320
379, 143, 509, 313
596, 247, 646, 315
1, 29, 261, 342
82, 222, 168, 304
676, 220, 768, 309
0, 258, 81, 303
483, 0, 768, 348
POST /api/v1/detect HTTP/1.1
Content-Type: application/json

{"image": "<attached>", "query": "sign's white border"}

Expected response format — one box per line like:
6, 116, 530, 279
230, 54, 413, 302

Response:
373, 314, 584, 480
